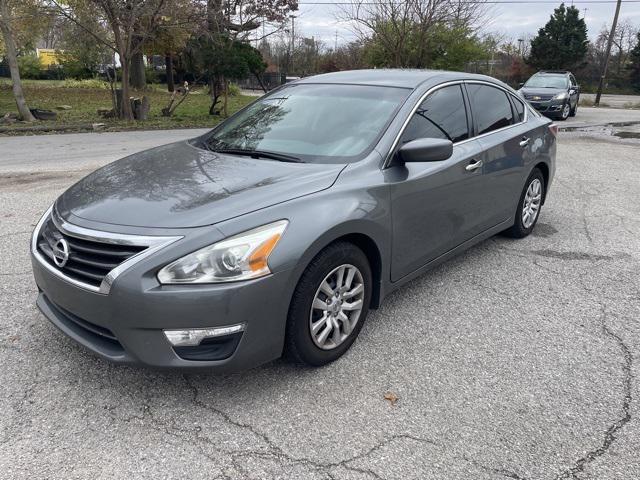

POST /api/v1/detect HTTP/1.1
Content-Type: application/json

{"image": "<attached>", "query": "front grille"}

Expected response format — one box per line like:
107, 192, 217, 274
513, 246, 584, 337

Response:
525, 93, 554, 101
37, 216, 147, 288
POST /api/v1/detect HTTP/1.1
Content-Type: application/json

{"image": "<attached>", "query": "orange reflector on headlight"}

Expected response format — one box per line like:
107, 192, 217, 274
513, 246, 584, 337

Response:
248, 233, 281, 272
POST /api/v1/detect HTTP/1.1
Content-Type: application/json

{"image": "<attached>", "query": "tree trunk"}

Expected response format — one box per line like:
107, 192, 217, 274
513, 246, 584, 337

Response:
165, 54, 174, 92
208, 77, 221, 115
254, 72, 267, 93
130, 51, 146, 90
119, 57, 134, 120
0, 0, 35, 122
223, 78, 229, 117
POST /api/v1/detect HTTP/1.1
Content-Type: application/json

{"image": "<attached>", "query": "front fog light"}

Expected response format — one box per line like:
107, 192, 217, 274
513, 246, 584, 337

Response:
164, 323, 246, 346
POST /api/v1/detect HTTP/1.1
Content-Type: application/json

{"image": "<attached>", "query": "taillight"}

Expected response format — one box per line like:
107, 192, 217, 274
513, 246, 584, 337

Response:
548, 123, 559, 137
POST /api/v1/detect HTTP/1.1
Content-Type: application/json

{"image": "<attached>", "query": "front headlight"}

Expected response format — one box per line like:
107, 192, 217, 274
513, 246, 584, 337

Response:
157, 220, 288, 284
553, 92, 569, 100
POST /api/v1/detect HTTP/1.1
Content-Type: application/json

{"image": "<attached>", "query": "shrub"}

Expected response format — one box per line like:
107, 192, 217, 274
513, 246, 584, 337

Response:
60, 78, 110, 89
17, 54, 43, 79
59, 56, 95, 80
145, 66, 159, 84
228, 83, 240, 96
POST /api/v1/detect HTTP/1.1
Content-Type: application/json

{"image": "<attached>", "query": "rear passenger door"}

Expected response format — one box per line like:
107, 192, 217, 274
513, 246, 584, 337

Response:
465, 82, 529, 227
569, 74, 579, 109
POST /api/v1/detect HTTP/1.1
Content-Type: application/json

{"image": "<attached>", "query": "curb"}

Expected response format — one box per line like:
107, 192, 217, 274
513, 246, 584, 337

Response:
0, 123, 96, 134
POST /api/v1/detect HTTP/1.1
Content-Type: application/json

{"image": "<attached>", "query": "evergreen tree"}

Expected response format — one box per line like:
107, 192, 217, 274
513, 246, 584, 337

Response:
527, 3, 588, 70
629, 32, 640, 91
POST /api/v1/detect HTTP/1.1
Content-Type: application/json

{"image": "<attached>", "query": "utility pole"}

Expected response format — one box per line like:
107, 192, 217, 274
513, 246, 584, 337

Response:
335, 30, 338, 51
290, 15, 296, 74
595, 0, 622, 106
517, 38, 524, 57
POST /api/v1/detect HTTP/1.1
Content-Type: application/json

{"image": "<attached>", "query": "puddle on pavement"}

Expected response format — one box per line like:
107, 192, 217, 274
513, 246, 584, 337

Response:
613, 131, 640, 139
563, 122, 640, 142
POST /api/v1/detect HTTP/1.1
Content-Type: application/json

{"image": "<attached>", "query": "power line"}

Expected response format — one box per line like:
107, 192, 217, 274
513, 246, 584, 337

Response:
297, 0, 640, 4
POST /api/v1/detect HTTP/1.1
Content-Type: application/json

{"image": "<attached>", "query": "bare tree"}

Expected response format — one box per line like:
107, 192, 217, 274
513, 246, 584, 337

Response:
611, 19, 639, 74
338, 0, 488, 68
0, 0, 36, 121
49, 0, 168, 120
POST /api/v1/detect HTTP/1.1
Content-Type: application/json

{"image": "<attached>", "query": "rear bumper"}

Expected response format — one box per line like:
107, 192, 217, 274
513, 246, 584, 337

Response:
32, 250, 295, 371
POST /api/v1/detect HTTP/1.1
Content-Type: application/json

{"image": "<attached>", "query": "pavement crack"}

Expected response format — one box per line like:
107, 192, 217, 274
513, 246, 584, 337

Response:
530, 249, 614, 262
555, 307, 633, 479
463, 457, 528, 480
582, 216, 594, 244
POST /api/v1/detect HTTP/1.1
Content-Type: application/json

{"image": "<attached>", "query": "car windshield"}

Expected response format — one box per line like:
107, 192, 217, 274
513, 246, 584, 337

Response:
524, 75, 569, 89
202, 83, 410, 163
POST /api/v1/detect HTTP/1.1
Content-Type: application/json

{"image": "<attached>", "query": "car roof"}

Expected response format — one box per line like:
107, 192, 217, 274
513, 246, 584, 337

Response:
536, 70, 571, 76
295, 69, 508, 90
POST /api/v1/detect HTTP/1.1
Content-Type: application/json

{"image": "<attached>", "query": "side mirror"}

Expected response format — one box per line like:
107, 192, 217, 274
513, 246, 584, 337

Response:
397, 138, 453, 164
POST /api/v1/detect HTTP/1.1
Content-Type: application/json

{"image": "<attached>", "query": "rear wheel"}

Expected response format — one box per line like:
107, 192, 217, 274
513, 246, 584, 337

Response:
285, 242, 372, 366
502, 168, 545, 238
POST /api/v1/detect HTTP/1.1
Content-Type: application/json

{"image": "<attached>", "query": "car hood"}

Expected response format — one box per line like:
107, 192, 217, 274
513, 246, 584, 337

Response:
519, 87, 564, 97
56, 140, 346, 229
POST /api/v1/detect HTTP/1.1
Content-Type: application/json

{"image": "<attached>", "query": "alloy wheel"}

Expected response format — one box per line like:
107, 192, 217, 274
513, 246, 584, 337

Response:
562, 103, 570, 119
309, 264, 365, 350
522, 178, 542, 229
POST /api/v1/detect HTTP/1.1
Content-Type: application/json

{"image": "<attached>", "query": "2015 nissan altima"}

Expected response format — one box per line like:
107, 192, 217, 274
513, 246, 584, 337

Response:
31, 70, 556, 371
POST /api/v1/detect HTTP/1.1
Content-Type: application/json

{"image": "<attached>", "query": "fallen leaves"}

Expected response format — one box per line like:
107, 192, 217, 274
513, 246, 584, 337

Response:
384, 391, 399, 406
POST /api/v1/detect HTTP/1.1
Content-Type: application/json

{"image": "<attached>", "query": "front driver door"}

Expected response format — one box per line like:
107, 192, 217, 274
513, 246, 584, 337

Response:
569, 74, 579, 110
388, 84, 489, 281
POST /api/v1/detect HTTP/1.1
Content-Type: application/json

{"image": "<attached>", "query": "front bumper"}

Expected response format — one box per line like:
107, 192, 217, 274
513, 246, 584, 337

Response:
31, 246, 295, 371
528, 99, 566, 117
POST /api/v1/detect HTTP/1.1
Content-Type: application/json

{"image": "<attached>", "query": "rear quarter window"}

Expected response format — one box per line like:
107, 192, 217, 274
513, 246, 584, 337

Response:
511, 96, 526, 122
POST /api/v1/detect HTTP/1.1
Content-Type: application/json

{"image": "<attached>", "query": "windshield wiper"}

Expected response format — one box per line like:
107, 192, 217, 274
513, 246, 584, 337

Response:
208, 147, 303, 163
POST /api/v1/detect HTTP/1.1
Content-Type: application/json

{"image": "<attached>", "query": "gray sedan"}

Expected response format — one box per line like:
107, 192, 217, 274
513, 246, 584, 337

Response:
30, 70, 556, 371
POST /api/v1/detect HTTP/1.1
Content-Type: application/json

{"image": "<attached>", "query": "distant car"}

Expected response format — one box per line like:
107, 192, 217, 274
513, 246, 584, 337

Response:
31, 70, 556, 371
518, 71, 580, 121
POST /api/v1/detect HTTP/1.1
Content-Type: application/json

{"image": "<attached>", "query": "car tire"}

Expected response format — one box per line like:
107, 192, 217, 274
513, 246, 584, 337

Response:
284, 241, 372, 366
559, 102, 571, 121
502, 168, 545, 239
569, 100, 577, 117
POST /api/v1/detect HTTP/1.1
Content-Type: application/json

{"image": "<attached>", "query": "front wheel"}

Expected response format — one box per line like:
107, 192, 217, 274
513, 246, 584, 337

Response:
285, 242, 372, 366
502, 169, 545, 238
559, 102, 571, 121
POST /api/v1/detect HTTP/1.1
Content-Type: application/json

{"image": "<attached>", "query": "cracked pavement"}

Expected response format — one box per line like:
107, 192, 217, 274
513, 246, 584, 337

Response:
0, 124, 639, 479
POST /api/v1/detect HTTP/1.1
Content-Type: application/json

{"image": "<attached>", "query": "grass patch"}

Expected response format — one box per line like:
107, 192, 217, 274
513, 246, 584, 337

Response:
0, 79, 256, 135
622, 101, 640, 109
579, 97, 609, 108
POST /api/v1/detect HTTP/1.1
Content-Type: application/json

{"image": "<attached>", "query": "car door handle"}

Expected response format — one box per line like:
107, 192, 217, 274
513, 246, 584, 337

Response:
465, 159, 483, 171
519, 137, 530, 148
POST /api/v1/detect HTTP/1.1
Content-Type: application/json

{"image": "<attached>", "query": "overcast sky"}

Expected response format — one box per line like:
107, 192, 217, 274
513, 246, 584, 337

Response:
290, 0, 640, 47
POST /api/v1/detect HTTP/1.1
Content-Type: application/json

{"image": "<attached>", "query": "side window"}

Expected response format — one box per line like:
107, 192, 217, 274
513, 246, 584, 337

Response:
570, 75, 577, 87
511, 96, 525, 122
467, 84, 514, 135
400, 85, 469, 144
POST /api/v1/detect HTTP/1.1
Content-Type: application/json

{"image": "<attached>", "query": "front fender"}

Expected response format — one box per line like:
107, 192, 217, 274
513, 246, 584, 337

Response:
214, 162, 392, 311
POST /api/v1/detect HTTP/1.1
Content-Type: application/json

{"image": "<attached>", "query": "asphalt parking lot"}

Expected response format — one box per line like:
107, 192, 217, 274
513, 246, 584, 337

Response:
1, 108, 639, 479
